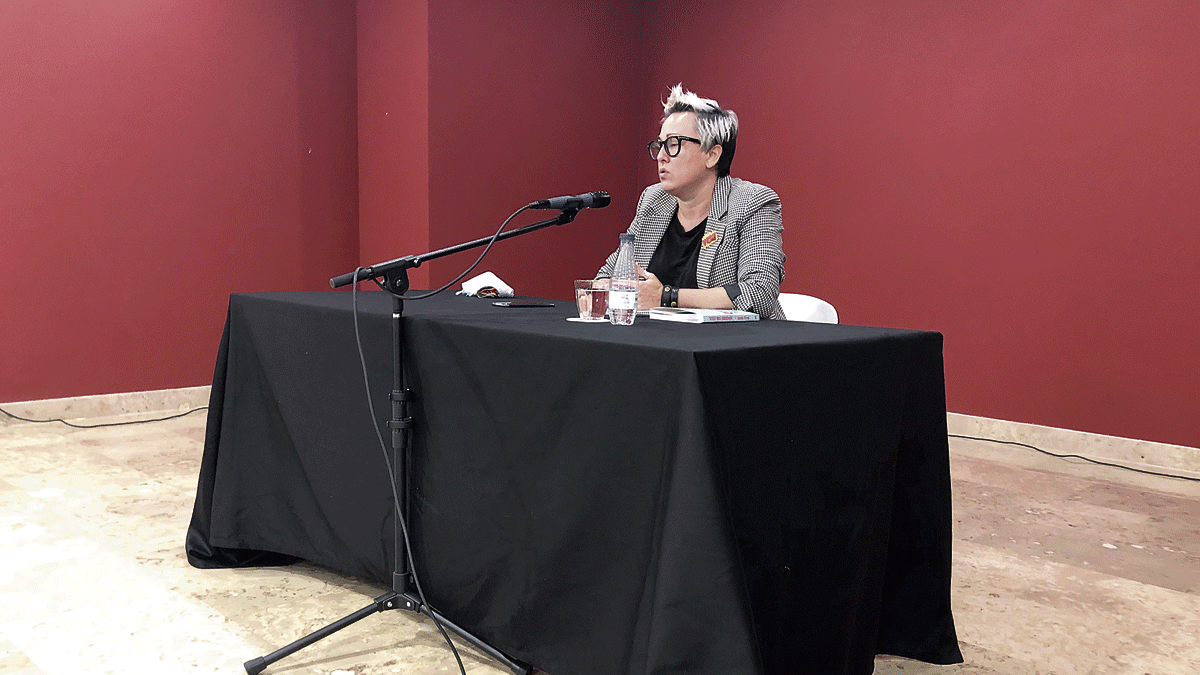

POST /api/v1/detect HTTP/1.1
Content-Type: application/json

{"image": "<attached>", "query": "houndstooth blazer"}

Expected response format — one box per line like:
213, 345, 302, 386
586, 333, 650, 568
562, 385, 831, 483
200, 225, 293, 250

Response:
597, 175, 786, 319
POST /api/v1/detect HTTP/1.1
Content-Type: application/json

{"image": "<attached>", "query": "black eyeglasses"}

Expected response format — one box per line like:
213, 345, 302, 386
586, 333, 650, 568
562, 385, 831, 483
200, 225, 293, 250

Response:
648, 135, 701, 159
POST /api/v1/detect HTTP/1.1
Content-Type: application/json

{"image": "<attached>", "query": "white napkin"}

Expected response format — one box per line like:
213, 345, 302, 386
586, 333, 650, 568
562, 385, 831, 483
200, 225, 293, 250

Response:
457, 271, 515, 297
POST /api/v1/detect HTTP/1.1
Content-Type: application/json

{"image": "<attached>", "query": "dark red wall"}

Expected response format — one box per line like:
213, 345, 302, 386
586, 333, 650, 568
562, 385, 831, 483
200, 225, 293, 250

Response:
0, 1, 359, 402
357, 0, 429, 289
641, 0, 1200, 448
356, 0, 646, 296
4, 1, 1197, 448
424, 0, 647, 297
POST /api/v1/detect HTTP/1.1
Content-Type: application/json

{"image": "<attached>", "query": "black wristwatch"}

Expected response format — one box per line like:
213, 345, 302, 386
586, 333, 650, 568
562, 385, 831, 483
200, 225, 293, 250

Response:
661, 285, 679, 308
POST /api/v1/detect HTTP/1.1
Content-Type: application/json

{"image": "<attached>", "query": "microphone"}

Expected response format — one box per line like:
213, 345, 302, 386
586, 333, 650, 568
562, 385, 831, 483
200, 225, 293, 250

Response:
529, 191, 611, 210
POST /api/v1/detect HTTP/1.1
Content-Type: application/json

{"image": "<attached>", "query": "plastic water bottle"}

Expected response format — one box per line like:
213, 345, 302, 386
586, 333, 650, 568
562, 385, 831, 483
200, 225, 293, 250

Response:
609, 233, 638, 325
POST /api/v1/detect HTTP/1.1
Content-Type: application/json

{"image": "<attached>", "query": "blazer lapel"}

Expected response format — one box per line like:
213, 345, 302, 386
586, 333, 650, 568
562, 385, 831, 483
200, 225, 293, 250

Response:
636, 192, 675, 268
696, 176, 732, 288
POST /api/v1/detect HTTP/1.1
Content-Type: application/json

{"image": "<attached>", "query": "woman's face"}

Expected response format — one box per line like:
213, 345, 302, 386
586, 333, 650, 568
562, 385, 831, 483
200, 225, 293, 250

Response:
656, 112, 719, 199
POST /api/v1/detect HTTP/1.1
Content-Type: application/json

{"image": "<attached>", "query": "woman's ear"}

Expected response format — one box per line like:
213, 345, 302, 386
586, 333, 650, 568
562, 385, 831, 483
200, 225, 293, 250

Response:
705, 144, 723, 171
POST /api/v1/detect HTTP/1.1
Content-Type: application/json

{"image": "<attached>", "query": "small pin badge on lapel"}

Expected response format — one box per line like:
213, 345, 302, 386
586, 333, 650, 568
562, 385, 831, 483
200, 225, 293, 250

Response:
702, 231, 719, 249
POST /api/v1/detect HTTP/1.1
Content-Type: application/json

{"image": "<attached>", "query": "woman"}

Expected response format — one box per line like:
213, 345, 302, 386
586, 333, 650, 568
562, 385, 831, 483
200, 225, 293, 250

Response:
597, 84, 786, 319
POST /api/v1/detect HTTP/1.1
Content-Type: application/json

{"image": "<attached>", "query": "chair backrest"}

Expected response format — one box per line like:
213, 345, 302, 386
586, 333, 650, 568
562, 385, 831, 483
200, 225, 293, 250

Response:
778, 293, 838, 324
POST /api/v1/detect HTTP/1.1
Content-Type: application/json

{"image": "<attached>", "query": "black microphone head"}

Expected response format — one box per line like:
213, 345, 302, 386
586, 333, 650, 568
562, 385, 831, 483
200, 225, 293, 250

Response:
531, 191, 612, 210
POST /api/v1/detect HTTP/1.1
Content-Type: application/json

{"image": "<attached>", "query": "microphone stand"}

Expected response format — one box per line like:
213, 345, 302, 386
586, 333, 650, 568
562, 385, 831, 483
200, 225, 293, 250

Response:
244, 208, 580, 675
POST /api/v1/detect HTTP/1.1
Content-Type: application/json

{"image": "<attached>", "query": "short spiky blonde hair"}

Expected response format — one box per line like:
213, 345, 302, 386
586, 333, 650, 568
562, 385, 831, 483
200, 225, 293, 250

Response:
662, 84, 738, 177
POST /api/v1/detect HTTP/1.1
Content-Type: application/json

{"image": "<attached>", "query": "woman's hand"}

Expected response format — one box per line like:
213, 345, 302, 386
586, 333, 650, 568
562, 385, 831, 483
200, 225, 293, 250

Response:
636, 264, 663, 310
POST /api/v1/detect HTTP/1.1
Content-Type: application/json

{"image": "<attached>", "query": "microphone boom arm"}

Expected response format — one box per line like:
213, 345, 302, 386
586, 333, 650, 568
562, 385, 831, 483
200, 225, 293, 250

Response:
330, 208, 579, 294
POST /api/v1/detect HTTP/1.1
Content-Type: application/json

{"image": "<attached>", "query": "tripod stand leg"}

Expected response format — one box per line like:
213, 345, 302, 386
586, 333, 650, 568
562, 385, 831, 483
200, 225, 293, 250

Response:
243, 589, 532, 675
400, 592, 533, 675
244, 591, 402, 675
244, 290, 533, 675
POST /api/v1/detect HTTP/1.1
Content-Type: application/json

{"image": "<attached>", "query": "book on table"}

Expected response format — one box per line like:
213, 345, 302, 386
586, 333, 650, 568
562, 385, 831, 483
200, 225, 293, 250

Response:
646, 307, 760, 323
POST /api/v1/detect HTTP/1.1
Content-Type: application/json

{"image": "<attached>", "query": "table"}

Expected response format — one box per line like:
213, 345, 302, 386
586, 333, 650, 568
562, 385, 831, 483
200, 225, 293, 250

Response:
186, 291, 962, 675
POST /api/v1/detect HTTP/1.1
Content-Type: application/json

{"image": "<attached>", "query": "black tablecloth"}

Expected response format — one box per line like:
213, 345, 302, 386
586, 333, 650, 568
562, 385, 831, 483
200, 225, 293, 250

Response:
186, 291, 961, 675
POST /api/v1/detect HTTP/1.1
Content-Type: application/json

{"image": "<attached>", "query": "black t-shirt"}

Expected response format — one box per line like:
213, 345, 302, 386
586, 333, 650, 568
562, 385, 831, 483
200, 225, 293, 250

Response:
647, 211, 707, 288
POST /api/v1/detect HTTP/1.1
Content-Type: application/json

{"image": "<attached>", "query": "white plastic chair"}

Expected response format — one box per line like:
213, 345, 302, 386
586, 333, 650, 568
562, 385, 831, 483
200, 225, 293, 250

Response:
778, 293, 838, 324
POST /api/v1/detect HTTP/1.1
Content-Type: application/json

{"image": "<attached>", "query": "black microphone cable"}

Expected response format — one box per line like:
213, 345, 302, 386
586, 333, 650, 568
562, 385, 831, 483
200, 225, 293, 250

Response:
346, 201, 541, 675
367, 204, 533, 300
0, 405, 208, 428
351, 275, 468, 675
948, 434, 1200, 482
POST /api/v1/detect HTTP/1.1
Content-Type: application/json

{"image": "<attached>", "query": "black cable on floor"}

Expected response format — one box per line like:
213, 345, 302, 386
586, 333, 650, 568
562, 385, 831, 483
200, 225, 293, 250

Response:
0, 405, 208, 429
949, 433, 1200, 482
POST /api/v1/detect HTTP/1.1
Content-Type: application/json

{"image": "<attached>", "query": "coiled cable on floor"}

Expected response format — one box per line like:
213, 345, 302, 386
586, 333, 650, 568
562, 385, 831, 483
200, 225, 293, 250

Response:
0, 405, 208, 428
949, 434, 1200, 482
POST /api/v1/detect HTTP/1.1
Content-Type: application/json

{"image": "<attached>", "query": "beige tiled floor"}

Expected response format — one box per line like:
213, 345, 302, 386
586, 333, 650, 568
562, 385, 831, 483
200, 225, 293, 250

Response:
1, 408, 1197, 675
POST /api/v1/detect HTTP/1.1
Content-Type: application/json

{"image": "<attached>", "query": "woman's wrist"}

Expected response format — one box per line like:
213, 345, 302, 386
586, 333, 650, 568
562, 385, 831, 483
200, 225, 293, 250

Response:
660, 285, 679, 307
